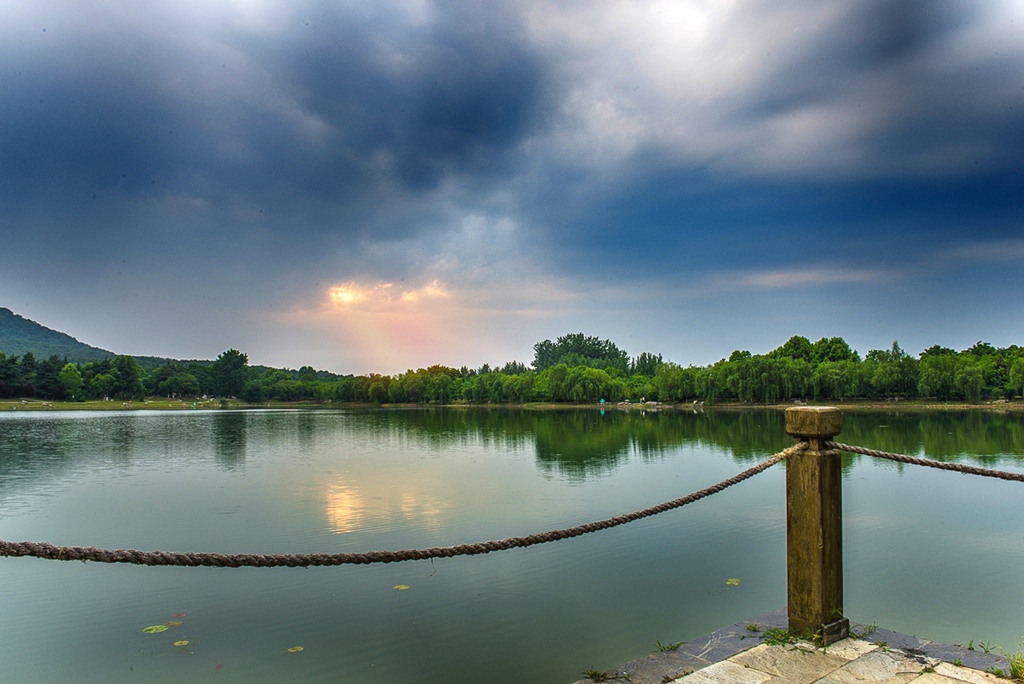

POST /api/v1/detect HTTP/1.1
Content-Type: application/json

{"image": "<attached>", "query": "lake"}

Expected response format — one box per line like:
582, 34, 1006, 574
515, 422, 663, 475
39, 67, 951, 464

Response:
1, 407, 1022, 683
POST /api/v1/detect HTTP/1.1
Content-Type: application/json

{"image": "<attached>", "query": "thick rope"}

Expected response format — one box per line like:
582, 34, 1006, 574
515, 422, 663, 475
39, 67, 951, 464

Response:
0, 445, 801, 568
826, 441, 1024, 483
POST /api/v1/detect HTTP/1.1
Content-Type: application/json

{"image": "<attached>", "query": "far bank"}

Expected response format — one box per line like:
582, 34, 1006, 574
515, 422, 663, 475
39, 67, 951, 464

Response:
3, 397, 1024, 412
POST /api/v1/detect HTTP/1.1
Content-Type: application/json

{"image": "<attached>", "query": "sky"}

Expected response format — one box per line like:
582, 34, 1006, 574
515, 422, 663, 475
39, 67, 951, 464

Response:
2, 1, 1023, 375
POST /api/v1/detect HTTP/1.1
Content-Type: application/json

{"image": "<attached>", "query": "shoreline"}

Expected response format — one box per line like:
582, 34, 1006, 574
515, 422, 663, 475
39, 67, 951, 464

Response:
3, 398, 1023, 412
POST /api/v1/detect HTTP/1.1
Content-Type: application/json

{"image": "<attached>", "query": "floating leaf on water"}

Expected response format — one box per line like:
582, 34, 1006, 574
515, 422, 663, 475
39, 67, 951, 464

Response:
173, 640, 189, 647
164, 620, 183, 627
393, 584, 409, 591
725, 578, 740, 586
287, 646, 304, 653
172, 612, 187, 618
143, 625, 169, 634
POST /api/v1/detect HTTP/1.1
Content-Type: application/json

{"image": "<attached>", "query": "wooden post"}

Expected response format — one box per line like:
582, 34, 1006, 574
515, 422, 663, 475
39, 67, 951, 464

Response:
784, 406, 849, 644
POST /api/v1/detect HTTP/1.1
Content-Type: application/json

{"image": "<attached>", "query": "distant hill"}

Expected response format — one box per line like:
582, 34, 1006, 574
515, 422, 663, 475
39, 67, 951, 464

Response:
0, 307, 115, 363
0, 307, 347, 377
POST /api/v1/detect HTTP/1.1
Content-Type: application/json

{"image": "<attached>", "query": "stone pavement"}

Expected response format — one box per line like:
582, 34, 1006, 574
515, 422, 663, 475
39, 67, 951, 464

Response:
571, 610, 1014, 684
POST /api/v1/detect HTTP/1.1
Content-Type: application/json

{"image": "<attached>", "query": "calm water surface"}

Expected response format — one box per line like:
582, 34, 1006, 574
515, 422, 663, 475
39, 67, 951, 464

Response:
1, 408, 1022, 683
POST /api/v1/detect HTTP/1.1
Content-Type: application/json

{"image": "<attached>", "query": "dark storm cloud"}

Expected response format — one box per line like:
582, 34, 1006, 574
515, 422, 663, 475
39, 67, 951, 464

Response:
276, 4, 546, 192
0, 2, 549, 255
820, 1, 961, 70
540, 168, 1024, 283
727, 1, 1024, 174
2, 1, 1023, 370
508, 0, 1024, 283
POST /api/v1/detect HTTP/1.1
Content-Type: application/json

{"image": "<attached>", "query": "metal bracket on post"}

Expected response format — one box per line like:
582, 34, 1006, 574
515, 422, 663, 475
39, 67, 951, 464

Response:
785, 407, 849, 645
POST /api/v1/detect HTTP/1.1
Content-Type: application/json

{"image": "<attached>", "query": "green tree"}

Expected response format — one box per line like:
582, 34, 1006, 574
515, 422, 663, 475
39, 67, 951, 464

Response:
239, 378, 264, 401
866, 342, 918, 398
507, 372, 536, 402
212, 349, 248, 397
535, 363, 570, 401
58, 363, 84, 399
90, 372, 115, 399
629, 352, 663, 376
812, 337, 858, 363
110, 355, 147, 399
160, 372, 200, 397
770, 335, 814, 362
532, 333, 629, 373
19, 351, 37, 393
35, 354, 67, 399
500, 361, 528, 375
778, 357, 813, 399
368, 381, 388, 404
1009, 358, 1024, 398
0, 353, 20, 397
918, 353, 957, 400
387, 376, 406, 403
954, 357, 984, 402
563, 366, 620, 403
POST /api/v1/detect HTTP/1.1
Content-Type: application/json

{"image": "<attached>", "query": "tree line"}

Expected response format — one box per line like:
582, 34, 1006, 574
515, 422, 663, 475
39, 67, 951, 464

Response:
3, 333, 1023, 404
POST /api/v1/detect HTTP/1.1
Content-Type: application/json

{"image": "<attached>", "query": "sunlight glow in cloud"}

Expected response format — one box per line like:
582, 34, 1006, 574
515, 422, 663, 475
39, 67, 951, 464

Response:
401, 280, 450, 302
328, 283, 373, 304
265, 268, 586, 374
328, 280, 450, 307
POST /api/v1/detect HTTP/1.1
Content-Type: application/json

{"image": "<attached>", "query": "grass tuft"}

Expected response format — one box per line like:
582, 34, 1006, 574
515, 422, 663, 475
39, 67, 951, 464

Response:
1002, 642, 1024, 680
855, 623, 878, 638
762, 627, 799, 646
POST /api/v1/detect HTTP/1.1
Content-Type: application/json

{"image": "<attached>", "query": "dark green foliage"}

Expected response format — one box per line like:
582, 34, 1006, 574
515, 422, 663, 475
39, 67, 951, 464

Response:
4, 307, 1024, 406
532, 333, 629, 373
110, 355, 147, 400
161, 372, 201, 397
630, 352, 663, 376
770, 335, 814, 362
211, 349, 248, 398
0, 307, 114, 362
58, 363, 84, 399
812, 336, 859, 363
500, 360, 529, 375
34, 355, 67, 399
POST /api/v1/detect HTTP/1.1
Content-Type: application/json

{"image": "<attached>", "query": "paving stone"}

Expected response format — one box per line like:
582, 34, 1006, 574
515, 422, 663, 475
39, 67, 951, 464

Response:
918, 644, 1010, 674
729, 643, 849, 684
822, 638, 879, 660
912, 672, 974, 684
861, 629, 930, 652
674, 659, 775, 684
602, 650, 712, 684
575, 614, 1006, 684
816, 649, 929, 684
679, 609, 793, 662
889, 650, 939, 673
679, 625, 763, 663
818, 669, 920, 684
933, 662, 1008, 684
